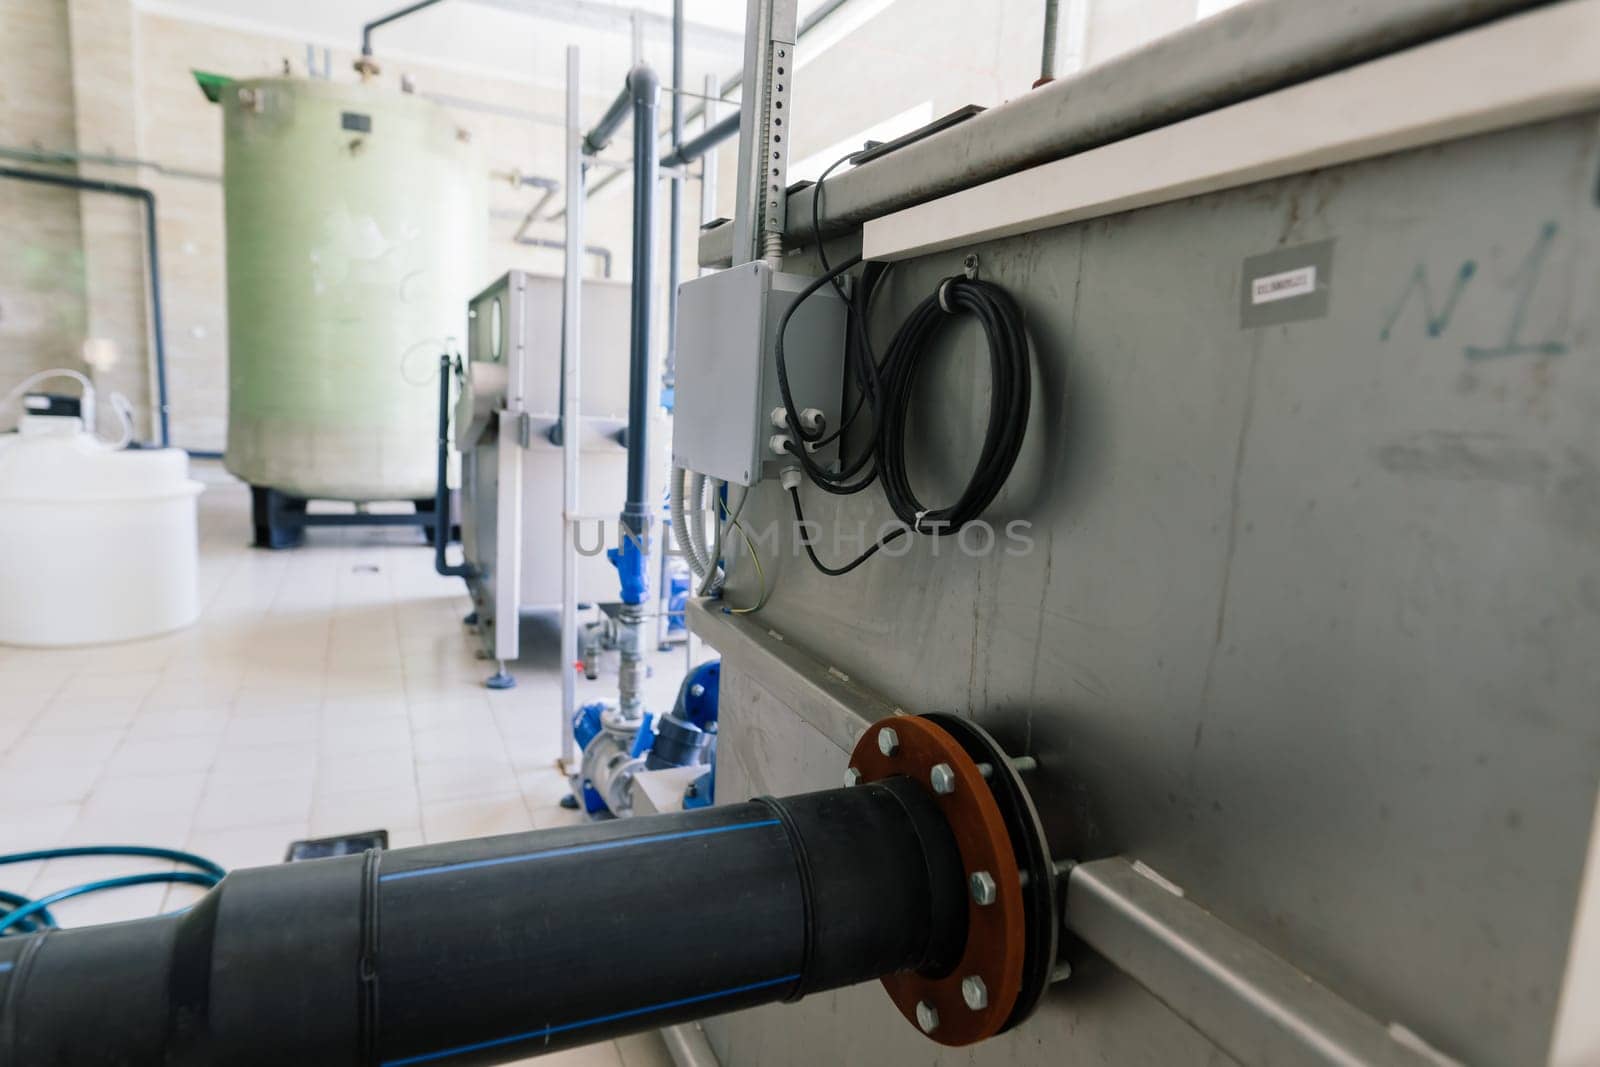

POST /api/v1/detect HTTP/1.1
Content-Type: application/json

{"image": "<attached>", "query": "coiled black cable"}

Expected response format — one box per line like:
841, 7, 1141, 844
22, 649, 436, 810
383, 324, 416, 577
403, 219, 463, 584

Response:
781, 271, 1032, 575
877, 275, 1031, 530
772, 146, 1032, 576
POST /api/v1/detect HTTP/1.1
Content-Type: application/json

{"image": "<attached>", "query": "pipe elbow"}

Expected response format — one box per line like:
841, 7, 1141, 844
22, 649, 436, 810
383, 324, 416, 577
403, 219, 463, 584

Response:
627, 65, 661, 104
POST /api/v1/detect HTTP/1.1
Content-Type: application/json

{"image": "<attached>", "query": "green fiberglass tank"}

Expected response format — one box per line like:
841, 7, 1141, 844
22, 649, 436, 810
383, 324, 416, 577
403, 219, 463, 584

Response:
219, 77, 484, 501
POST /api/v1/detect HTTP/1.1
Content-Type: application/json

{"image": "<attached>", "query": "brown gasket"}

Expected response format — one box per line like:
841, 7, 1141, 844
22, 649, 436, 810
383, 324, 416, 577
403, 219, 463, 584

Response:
848, 715, 1025, 1046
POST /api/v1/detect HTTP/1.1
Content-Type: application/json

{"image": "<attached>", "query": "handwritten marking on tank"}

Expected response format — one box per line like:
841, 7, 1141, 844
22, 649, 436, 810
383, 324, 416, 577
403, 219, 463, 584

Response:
1378, 222, 1568, 360
1378, 261, 1476, 340
1463, 222, 1567, 361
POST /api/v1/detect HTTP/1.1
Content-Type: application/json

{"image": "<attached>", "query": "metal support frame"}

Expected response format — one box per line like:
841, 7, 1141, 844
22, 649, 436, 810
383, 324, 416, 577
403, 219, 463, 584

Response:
652, 0, 690, 659
699, 0, 1554, 264
691, 605, 1450, 1067
560, 45, 585, 769
667, 0, 685, 396
1065, 858, 1437, 1067
432, 353, 474, 579
248, 486, 436, 551
732, 0, 799, 266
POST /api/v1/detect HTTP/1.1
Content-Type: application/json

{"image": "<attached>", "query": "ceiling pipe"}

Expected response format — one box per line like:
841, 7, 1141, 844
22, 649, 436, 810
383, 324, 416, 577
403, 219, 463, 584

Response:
554, 0, 858, 218
356, 0, 447, 78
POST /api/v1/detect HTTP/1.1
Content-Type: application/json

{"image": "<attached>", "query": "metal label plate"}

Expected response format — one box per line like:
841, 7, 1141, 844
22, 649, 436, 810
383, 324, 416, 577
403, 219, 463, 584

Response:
1240, 239, 1334, 327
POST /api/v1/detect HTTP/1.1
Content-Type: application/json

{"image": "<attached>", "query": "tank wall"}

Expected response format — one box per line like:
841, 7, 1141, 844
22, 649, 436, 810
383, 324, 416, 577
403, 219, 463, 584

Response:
702, 112, 1600, 1067
221, 78, 486, 500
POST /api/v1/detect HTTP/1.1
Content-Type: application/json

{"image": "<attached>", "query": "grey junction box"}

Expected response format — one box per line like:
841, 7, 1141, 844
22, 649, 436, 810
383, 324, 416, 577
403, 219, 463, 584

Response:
672, 260, 849, 486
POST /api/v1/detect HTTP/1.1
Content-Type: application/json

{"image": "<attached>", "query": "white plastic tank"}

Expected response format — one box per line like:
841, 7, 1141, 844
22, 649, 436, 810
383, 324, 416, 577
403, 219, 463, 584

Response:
0, 415, 203, 646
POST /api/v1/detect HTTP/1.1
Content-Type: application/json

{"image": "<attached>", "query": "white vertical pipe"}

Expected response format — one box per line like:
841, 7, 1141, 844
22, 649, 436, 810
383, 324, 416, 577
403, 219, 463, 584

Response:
559, 45, 584, 771
1062, 0, 1092, 75
699, 72, 719, 273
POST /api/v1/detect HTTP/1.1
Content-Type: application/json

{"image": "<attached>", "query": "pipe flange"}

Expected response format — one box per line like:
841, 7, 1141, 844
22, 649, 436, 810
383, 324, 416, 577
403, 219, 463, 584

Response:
922, 712, 1058, 1032
848, 715, 1039, 1046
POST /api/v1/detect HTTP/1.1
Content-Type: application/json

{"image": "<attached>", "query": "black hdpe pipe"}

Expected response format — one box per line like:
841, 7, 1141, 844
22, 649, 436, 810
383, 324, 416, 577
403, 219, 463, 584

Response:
434, 353, 473, 579
582, 66, 660, 539
0, 778, 965, 1066
0, 166, 192, 454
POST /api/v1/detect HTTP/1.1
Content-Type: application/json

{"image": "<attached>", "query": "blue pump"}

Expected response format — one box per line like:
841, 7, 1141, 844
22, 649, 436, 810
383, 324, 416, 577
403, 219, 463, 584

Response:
570, 661, 720, 816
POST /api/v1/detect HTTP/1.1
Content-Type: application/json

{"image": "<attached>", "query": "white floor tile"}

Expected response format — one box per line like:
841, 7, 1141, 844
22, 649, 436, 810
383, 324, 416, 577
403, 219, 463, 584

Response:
422, 793, 535, 843
84, 771, 210, 818
0, 469, 701, 1067
310, 786, 422, 838
103, 735, 223, 778
615, 1031, 676, 1067
194, 777, 315, 831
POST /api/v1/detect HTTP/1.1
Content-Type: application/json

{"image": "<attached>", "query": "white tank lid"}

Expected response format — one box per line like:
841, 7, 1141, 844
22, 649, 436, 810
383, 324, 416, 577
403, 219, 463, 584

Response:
0, 420, 202, 502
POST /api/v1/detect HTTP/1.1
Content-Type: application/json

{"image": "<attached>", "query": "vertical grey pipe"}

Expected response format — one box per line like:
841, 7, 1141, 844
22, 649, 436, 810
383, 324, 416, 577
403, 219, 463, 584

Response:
0, 167, 170, 448
1040, 0, 1061, 82
666, 0, 685, 395
139, 182, 169, 448
623, 66, 660, 532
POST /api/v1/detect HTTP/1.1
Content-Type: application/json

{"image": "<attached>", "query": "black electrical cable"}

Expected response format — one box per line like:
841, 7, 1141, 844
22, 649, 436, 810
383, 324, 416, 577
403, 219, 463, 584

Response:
810, 150, 889, 452
771, 254, 880, 494
776, 148, 880, 451
783, 273, 1031, 575
775, 146, 1032, 576
788, 487, 906, 576
813, 258, 893, 453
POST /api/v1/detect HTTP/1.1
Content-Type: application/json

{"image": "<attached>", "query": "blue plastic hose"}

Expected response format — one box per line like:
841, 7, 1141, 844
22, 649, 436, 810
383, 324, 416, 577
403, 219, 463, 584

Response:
0, 845, 226, 936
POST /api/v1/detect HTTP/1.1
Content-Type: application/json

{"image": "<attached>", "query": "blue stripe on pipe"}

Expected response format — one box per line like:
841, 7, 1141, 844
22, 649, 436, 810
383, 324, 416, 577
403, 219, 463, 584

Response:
378, 819, 782, 883
380, 972, 801, 1066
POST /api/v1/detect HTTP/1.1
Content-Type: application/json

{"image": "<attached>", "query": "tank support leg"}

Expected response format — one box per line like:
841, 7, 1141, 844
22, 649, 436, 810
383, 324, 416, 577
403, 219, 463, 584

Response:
486, 662, 517, 690
250, 486, 306, 550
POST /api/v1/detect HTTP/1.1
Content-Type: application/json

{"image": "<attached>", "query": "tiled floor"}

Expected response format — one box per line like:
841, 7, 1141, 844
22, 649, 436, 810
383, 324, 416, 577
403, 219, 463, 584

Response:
0, 463, 687, 1067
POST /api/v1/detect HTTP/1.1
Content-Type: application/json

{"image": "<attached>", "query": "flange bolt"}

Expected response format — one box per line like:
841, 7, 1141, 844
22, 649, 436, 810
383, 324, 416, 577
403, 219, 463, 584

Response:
877, 726, 899, 756
969, 869, 996, 906
961, 975, 988, 1011
843, 767, 861, 787
915, 1000, 939, 1034
930, 762, 956, 795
